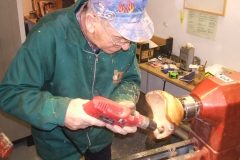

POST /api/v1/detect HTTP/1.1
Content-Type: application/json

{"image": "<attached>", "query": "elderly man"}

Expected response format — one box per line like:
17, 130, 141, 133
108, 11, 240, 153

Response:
0, 0, 154, 159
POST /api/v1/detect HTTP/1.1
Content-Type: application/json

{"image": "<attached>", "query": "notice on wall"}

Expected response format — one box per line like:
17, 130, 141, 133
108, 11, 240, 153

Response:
187, 10, 218, 40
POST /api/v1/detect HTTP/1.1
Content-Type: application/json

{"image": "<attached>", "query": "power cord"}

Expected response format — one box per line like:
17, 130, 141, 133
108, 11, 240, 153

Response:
62, 127, 90, 160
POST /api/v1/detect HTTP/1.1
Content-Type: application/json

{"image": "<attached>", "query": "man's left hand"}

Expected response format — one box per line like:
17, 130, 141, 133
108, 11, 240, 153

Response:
105, 101, 137, 135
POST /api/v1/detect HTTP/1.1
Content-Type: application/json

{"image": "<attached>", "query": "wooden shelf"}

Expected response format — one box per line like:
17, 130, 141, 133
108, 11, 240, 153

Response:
32, 0, 75, 18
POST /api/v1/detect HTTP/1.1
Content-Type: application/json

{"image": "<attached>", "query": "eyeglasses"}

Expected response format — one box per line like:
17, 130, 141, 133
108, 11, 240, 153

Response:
99, 19, 130, 46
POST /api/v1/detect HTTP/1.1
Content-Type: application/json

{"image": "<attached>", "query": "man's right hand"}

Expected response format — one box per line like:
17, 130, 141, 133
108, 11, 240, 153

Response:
64, 98, 106, 130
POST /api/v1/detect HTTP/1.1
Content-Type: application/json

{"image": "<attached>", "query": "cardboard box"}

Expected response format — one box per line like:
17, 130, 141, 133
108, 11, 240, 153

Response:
136, 36, 173, 63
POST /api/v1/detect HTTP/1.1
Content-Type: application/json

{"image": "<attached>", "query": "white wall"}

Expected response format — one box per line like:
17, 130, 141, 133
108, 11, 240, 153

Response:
0, 0, 31, 141
17, 0, 26, 43
21, 0, 32, 16
146, 0, 240, 71
0, 0, 25, 81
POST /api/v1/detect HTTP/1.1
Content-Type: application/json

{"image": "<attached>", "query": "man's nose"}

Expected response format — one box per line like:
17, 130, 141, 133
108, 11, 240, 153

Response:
121, 42, 130, 51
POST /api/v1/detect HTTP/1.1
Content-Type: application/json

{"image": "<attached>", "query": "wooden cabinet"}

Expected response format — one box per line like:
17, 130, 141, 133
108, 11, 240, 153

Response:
33, 0, 75, 18
56, 0, 75, 9
165, 82, 190, 97
140, 69, 165, 94
140, 69, 148, 93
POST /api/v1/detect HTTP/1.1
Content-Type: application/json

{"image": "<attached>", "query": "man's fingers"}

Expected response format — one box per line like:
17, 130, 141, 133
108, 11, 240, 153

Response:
78, 105, 106, 127
83, 113, 106, 127
106, 124, 128, 135
105, 124, 137, 135
122, 126, 137, 133
118, 101, 135, 109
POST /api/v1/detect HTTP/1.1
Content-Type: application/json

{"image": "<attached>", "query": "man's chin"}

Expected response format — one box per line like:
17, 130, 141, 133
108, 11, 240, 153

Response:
104, 48, 121, 54
104, 51, 115, 54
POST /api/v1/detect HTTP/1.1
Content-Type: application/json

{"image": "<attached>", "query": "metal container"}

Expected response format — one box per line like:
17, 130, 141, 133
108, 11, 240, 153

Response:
180, 45, 194, 71
29, 11, 37, 19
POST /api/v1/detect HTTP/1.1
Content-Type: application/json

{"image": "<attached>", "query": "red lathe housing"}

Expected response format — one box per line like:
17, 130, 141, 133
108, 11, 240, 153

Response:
189, 72, 240, 159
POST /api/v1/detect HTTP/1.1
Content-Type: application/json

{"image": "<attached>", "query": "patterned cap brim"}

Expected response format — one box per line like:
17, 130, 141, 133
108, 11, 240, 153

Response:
109, 11, 154, 42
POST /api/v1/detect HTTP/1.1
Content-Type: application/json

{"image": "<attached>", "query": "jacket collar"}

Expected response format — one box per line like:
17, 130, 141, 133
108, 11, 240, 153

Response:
61, 0, 94, 53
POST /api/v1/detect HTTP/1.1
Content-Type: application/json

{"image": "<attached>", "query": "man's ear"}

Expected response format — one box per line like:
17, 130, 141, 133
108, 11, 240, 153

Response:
85, 13, 97, 33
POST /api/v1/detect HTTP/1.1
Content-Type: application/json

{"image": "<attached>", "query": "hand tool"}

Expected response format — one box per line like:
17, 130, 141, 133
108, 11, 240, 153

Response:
83, 96, 157, 131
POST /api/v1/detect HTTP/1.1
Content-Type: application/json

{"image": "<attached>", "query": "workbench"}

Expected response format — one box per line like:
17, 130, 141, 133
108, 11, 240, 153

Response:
139, 63, 195, 96
24, 15, 37, 24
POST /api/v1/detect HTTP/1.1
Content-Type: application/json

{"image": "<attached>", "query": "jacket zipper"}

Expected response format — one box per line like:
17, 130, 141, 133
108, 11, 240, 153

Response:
91, 54, 98, 97
86, 132, 91, 146
89, 54, 99, 146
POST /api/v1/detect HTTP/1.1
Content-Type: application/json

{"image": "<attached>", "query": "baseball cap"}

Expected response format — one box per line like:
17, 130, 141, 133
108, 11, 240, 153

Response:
89, 0, 154, 42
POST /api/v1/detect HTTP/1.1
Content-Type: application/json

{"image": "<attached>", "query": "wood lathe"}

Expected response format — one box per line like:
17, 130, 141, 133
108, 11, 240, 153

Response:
115, 72, 240, 160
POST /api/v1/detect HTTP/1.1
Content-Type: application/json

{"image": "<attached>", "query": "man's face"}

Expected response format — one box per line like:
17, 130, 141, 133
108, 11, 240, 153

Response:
94, 19, 130, 54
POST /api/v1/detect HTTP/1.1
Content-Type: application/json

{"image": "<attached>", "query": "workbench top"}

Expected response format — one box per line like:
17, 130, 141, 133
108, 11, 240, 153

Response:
24, 16, 37, 24
139, 63, 195, 92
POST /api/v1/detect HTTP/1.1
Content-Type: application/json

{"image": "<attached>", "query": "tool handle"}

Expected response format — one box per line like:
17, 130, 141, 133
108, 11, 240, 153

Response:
83, 96, 139, 127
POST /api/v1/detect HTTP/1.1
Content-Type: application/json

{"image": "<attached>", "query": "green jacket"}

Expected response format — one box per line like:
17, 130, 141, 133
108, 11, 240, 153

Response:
0, 0, 140, 159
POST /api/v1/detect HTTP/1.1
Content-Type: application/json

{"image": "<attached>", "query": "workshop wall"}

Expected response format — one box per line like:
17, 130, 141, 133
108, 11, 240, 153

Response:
146, 0, 240, 71
0, 0, 31, 141
22, 0, 32, 16
0, 0, 25, 82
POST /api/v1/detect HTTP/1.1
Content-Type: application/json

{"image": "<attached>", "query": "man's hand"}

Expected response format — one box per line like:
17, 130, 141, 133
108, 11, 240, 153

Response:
64, 98, 106, 130
64, 98, 138, 135
105, 101, 137, 135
